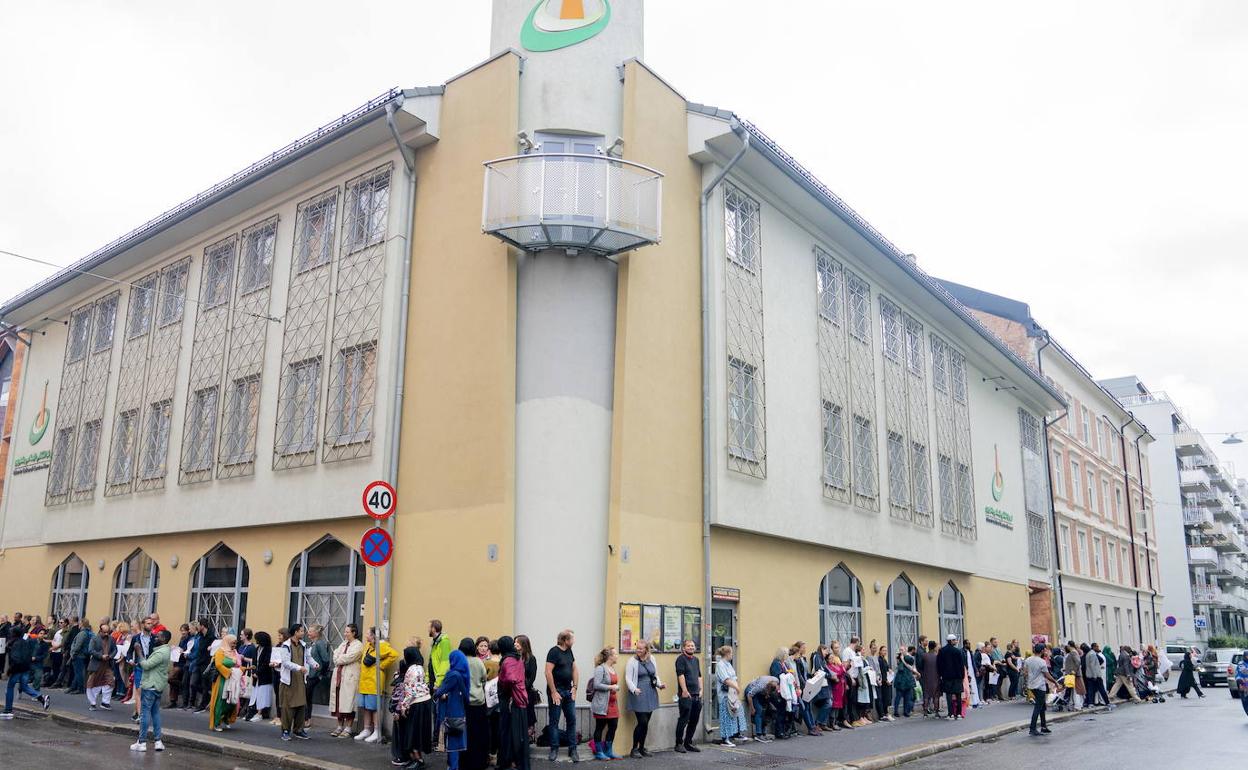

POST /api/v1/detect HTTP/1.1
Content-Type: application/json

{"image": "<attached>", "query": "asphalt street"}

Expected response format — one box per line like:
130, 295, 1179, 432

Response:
0, 709, 261, 769
904, 685, 1246, 770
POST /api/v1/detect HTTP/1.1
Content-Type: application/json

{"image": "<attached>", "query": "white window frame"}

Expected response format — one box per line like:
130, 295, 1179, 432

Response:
1108, 539, 1118, 582
330, 342, 376, 446
141, 400, 173, 480
295, 190, 338, 274
815, 249, 840, 324
238, 220, 278, 295
344, 169, 392, 253
887, 431, 909, 507
1052, 449, 1064, 497
1070, 459, 1082, 505
1077, 529, 1089, 574
1093, 535, 1103, 577
158, 260, 190, 327
127, 275, 159, 339
938, 454, 955, 523
881, 299, 903, 362
66, 307, 91, 362
950, 349, 968, 404
93, 294, 118, 353
1087, 470, 1098, 514
1060, 523, 1072, 569
108, 409, 139, 484
186, 386, 219, 472
1081, 406, 1091, 445
724, 185, 760, 273
848, 274, 871, 342
202, 242, 234, 309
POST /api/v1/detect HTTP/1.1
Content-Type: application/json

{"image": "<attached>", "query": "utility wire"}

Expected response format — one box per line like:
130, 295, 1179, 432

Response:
0, 247, 283, 324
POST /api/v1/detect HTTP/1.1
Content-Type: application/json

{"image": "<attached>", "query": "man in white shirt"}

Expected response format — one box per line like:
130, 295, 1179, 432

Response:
1023, 644, 1057, 737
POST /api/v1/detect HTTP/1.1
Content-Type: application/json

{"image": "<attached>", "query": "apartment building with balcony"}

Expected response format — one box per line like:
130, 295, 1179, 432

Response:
1102, 377, 1248, 641
939, 282, 1162, 649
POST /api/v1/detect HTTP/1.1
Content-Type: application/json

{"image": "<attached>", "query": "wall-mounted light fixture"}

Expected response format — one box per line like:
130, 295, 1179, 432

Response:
170, 555, 179, 569
263, 549, 273, 565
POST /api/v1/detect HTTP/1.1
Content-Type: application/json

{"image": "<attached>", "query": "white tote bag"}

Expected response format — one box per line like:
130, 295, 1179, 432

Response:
801, 670, 826, 703
988, 671, 1000, 686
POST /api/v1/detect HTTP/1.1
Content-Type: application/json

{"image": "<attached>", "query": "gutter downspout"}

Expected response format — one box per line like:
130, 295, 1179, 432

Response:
700, 120, 748, 735
1118, 414, 1146, 647
382, 100, 417, 722
1133, 434, 1158, 643
1036, 332, 1068, 641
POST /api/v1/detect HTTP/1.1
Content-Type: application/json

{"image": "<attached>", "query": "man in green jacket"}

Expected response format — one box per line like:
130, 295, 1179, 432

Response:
132, 630, 172, 753
428, 619, 451, 747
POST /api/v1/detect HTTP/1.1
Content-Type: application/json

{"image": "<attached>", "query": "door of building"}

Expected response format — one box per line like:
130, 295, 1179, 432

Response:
707, 601, 737, 728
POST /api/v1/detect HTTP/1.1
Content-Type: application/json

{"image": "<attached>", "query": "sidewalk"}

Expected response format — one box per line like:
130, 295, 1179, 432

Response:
12, 690, 1143, 770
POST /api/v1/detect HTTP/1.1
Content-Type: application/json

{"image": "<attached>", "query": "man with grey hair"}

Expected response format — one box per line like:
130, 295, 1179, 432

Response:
303, 624, 331, 729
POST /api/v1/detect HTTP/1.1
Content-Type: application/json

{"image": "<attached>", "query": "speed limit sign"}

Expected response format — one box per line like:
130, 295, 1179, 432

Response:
362, 480, 397, 520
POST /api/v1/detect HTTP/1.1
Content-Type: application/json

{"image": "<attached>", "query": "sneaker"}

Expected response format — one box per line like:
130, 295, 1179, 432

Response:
122, 699, 134, 705
99, 702, 111, 710
131, 714, 139, 722
295, 730, 311, 740
0, 713, 12, 720
330, 726, 343, 737
684, 744, 701, 753
154, 741, 165, 752
41, 696, 51, 710
1040, 727, 1051, 734
549, 749, 559, 762
1028, 730, 1041, 737
674, 745, 686, 754
365, 730, 382, 744
130, 742, 147, 752
638, 748, 651, 758
356, 729, 373, 742
213, 726, 224, 732
281, 731, 292, 741
247, 714, 261, 723
593, 752, 608, 761
88, 705, 97, 711
721, 740, 736, 748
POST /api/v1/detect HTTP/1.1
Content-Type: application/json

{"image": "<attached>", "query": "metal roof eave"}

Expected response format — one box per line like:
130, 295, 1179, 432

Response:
1, 85, 443, 322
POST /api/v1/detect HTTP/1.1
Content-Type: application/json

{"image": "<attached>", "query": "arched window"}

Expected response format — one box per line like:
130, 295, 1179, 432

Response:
288, 536, 365, 652
189, 543, 249, 633
886, 574, 919, 653
938, 582, 965, 642
819, 565, 862, 648
50, 553, 89, 619
113, 549, 159, 622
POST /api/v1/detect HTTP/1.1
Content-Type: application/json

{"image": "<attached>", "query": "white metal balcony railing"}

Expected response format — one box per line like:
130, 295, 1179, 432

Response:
1221, 556, 1248, 585
1192, 584, 1219, 604
1173, 429, 1213, 459
482, 153, 663, 258
1179, 468, 1212, 492
1183, 506, 1215, 529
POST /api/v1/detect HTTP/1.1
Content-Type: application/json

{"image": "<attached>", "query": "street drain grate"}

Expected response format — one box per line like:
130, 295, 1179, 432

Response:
716, 754, 803, 768
32, 739, 82, 747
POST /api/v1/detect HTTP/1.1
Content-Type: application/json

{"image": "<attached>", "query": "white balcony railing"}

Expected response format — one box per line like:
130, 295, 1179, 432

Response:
1183, 507, 1214, 529
482, 153, 662, 258
1188, 545, 1219, 567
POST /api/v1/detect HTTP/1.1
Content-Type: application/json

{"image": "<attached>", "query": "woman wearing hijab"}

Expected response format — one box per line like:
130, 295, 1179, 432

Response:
208, 633, 242, 732
459, 638, 490, 770
496, 636, 530, 770
1176, 648, 1204, 698
247, 632, 275, 722
392, 644, 434, 769
436, 649, 471, 770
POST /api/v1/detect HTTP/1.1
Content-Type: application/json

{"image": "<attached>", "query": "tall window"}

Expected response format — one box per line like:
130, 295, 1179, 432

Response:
140, 400, 173, 479
852, 415, 877, 498
112, 549, 159, 621
912, 442, 932, 517
108, 409, 139, 484
0, 346, 10, 437
1100, 479, 1110, 518
886, 576, 920, 653
127, 275, 158, 339
822, 401, 847, 491
93, 294, 118, 353
295, 190, 338, 273
66, 307, 91, 362
1077, 530, 1089, 574
278, 358, 321, 455
887, 431, 909, 507
289, 537, 366, 655
938, 454, 955, 526
189, 543, 249, 633
1070, 460, 1082, 504
956, 462, 975, 529
73, 419, 102, 493
1052, 450, 1064, 497
728, 357, 761, 463
815, 249, 840, 323
50, 553, 89, 619
1093, 535, 1103, 577
344, 168, 391, 253
238, 219, 278, 294
202, 240, 235, 308
938, 582, 965, 642
49, 427, 74, 496
724, 185, 760, 272
185, 387, 219, 472
881, 300, 903, 361
818, 566, 862, 649
1060, 523, 1072, 568
1080, 406, 1091, 445
222, 376, 260, 464
847, 273, 871, 342
157, 259, 190, 326
1086, 470, 1097, 514
329, 343, 376, 446
1108, 540, 1118, 582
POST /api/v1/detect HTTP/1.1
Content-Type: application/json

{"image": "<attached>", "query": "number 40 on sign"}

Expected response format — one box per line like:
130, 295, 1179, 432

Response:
362, 480, 397, 520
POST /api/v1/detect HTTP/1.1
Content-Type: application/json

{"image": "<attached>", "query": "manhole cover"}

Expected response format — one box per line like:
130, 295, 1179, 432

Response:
32, 740, 82, 747
716, 754, 802, 768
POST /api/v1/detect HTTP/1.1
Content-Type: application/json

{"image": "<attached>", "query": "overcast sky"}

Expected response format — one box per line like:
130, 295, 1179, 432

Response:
2, 0, 1245, 475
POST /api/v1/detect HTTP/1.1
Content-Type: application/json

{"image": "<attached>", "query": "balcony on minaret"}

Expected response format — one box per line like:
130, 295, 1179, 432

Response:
482, 152, 663, 257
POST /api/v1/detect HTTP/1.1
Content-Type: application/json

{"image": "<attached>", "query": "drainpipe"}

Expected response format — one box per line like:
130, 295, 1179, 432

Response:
1118, 413, 1146, 647
700, 120, 748, 735
381, 99, 417, 712
1036, 331, 1068, 641
1133, 434, 1158, 643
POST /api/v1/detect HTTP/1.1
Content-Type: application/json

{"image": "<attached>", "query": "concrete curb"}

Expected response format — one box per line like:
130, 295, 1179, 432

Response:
841, 704, 1117, 769
17, 705, 360, 770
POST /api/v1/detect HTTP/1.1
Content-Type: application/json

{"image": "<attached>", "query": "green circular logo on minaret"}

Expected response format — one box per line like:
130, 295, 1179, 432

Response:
521, 0, 612, 52
29, 380, 51, 445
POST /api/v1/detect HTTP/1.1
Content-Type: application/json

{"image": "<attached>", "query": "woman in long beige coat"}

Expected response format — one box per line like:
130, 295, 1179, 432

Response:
330, 623, 365, 737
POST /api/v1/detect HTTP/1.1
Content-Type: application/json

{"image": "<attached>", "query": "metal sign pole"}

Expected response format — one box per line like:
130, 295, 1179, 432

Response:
373, 564, 383, 719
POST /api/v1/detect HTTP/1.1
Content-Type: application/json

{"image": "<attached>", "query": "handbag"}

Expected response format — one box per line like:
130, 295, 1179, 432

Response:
988, 672, 1000, 686
1063, 674, 1076, 689
486, 677, 500, 708
445, 716, 467, 735
801, 671, 826, 703
363, 652, 378, 668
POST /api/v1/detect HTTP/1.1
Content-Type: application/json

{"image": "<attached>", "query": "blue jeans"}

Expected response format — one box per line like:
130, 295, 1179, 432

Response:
4, 671, 42, 712
139, 689, 162, 741
71, 657, 87, 691
750, 692, 767, 737
892, 687, 915, 716
547, 688, 576, 752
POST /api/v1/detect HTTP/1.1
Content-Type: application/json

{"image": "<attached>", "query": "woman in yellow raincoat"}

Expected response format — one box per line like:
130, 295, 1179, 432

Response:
209, 633, 243, 732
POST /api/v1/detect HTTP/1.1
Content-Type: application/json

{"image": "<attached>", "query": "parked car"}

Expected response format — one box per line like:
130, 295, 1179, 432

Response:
1226, 653, 1243, 699
1164, 643, 1190, 671
1199, 648, 1238, 688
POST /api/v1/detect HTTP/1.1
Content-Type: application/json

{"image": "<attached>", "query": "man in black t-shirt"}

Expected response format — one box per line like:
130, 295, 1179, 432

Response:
674, 640, 702, 752
545, 629, 580, 762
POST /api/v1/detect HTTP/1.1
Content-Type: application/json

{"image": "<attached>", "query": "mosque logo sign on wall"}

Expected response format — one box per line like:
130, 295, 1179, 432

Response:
984, 445, 1014, 529
29, 381, 51, 445
522, 0, 612, 52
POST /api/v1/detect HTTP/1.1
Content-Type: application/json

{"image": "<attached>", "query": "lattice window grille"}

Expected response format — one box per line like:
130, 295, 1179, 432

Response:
931, 334, 960, 535
112, 549, 159, 621
845, 269, 877, 509
48, 427, 74, 498
886, 577, 920, 654
819, 566, 862, 650
106, 273, 158, 497
136, 258, 190, 492
887, 431, 910, 510
956, 460, 976, 539
53, 292, 119, 504
49, 554, 89, 619
189, 544, 249, 632
66, 306, 91, 363
180, 236, 236, 485
1028, 511, 1051, 568
937, 454, 956, 533
904, 314, 932, 527
723, 184, 766, 478
815, 247, 850, 503
288, 537, 366, 652
275, 188, 339, 470
92, 294, 119, 353
1019, 408, 1049, 567
324, 166, 391, 464
912, 442, 932, 519
217, 218, 277, 479
881, 296, 911, 520
938, 583, 965, 643
950, 344, 976, 539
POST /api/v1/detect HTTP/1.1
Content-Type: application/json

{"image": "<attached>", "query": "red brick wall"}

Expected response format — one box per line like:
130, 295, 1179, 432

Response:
0, 337, 25, 508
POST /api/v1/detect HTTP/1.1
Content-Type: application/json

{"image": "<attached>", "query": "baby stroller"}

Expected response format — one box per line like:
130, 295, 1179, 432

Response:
1134, 667, 1164, 703
1050, 674, 1074, 712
